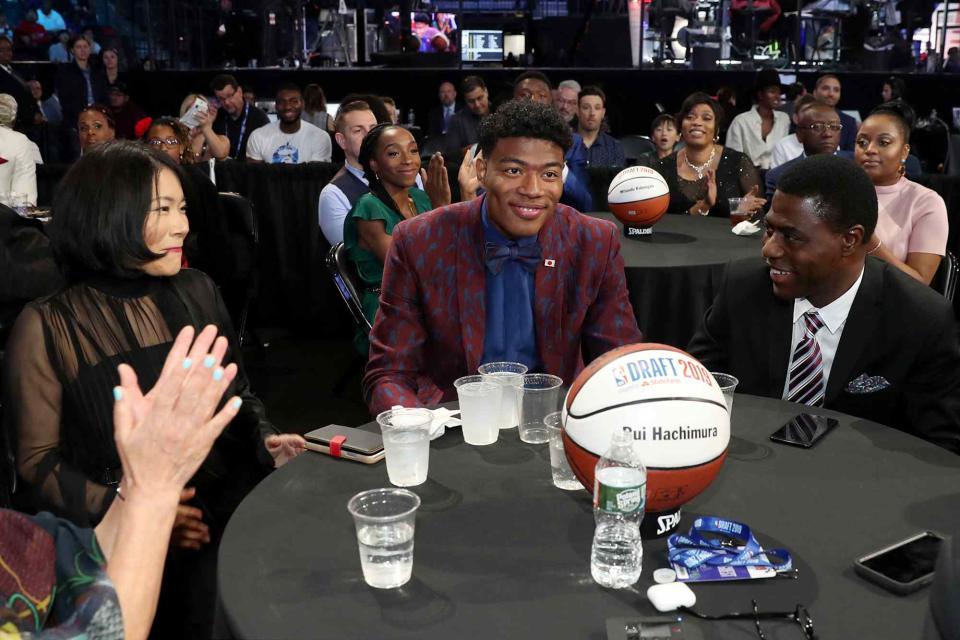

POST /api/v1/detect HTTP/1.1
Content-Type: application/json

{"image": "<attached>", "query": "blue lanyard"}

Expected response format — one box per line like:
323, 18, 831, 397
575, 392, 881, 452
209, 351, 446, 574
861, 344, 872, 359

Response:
232, 102, 249, 159
667, 517, 793, 573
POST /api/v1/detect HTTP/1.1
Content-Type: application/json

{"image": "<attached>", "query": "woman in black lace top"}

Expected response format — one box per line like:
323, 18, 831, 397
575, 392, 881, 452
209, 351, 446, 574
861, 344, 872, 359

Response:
2, 140, 305, 637
658, 92, 766, 219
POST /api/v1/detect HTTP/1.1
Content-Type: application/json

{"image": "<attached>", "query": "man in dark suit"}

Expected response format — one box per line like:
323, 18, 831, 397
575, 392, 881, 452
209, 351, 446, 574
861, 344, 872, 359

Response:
426, 80, 457, 138
689, 154, 960, 453
0, 37, 38, 131
764, 100, 853, 201
364, 100, 642, 414
812, 74, 857, 152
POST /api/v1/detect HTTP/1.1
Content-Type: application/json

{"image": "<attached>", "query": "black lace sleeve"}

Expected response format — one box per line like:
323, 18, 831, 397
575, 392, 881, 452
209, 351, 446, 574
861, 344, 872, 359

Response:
3, 306, 114, 526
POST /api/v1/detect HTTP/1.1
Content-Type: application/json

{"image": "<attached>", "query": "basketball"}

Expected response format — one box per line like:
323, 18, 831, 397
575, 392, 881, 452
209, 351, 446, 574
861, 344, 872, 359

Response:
562, 343, 729, 513
607, 166, 670, 227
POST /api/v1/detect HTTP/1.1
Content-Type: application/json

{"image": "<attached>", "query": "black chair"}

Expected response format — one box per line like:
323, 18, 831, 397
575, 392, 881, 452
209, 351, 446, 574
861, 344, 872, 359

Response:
217, 192, 258, 346
326, 242, 372, 332
421, 135, 447, 160
932, 250, 960, 306
618, 135, 657, 164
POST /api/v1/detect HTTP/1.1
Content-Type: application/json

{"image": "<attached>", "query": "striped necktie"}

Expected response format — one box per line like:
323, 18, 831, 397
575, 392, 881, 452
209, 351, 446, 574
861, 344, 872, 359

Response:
785, 311, 826, 406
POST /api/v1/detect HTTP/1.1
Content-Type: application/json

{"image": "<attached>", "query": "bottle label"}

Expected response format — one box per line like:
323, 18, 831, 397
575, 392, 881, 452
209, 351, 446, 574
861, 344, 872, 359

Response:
596, 482, 645, 514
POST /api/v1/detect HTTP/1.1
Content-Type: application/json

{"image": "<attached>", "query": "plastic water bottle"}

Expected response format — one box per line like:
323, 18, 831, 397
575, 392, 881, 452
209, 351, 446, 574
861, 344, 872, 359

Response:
590, 429, 646, 588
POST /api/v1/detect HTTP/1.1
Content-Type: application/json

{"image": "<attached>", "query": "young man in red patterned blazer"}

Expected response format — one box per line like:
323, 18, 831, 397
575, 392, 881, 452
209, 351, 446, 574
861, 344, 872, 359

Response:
363, 99, 642, 415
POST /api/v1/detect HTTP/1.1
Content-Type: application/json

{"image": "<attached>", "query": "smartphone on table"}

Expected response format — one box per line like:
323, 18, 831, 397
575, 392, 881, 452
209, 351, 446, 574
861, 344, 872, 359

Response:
854, 531, 945, 595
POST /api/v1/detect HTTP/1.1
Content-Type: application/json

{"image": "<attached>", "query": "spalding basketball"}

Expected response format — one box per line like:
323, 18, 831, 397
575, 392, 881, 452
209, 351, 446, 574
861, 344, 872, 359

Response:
607, 166, 670, 227
562, 343, 729, 513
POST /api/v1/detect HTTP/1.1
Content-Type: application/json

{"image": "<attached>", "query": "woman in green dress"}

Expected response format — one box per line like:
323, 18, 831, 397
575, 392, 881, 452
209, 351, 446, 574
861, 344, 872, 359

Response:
343, 123, 441, 350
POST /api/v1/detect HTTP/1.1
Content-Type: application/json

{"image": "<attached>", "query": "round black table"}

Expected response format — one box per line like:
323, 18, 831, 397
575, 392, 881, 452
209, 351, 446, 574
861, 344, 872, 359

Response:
218, 395, 960, 639
588, 212, 761, 349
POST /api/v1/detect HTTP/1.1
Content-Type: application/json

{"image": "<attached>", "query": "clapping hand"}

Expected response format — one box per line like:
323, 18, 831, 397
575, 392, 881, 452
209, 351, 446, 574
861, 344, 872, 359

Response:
742, 184, 767, 214
112, 325, 242, 503
705, 168, 718, 208
458, 148, 481, 201
421, 152, 451, 207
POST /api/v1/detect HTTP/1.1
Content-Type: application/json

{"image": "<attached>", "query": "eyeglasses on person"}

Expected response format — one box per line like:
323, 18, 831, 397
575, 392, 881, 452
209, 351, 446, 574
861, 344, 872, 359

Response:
799, 123, 843, 133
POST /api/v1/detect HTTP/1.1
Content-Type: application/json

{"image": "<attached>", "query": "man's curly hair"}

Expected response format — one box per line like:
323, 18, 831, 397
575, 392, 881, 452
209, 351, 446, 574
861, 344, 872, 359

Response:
478, 99, 573, 159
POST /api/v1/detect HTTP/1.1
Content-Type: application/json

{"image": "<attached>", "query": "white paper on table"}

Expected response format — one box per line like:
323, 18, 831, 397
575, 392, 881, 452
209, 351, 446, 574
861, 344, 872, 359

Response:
390, 405, 462, 440
732, 220, 762, 236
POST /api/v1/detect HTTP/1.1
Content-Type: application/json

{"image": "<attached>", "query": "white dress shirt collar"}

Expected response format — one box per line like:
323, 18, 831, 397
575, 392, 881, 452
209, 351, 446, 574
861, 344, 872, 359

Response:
792, 266, 865, 334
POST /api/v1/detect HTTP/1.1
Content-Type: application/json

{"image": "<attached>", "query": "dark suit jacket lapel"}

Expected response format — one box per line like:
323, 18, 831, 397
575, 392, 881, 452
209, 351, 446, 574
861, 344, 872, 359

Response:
826, 260, 882, 402
766, 292, 794, 399
457, 197, 487, 373
534, 210, 564, 374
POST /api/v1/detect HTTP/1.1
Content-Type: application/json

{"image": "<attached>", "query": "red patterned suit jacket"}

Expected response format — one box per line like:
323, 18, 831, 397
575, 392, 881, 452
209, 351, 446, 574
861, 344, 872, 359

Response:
363, 196, 643, 415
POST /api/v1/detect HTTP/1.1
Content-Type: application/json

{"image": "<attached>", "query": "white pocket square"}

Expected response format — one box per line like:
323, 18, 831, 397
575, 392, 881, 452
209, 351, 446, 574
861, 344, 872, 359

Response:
845, 374, 890, 394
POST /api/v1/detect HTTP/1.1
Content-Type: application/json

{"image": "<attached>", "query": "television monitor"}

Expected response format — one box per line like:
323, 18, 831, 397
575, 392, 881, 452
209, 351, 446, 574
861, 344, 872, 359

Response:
385, 11, 458, 53
462, 29, 503, 62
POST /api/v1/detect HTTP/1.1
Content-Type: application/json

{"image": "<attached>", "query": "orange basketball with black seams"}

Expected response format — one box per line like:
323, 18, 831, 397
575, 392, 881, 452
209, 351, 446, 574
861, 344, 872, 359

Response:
562, 343, 730, 513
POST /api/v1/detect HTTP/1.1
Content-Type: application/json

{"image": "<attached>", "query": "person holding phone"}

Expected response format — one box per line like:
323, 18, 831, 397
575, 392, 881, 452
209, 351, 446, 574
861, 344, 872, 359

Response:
688, 154, 960, 454
179, 93, 230, 162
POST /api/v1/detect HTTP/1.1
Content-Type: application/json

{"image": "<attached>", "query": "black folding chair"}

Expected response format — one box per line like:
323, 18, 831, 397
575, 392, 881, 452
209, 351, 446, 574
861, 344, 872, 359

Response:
618, 135, 657, 165
326, 242, 372, 332
932, 250, 960, 305
217, 192, 259, 346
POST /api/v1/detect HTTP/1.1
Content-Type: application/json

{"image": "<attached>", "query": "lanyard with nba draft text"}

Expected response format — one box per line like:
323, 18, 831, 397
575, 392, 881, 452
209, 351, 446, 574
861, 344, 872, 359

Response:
667, 516, 793, 574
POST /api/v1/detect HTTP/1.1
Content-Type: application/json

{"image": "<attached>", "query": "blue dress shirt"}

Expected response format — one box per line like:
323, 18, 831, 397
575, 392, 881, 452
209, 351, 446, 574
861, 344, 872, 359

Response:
480, 199, 539, 371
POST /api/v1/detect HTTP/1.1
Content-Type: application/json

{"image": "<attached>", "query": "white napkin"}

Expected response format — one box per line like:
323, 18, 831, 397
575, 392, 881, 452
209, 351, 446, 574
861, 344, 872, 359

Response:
732, 220, 762, 236
390, 405, 461, 440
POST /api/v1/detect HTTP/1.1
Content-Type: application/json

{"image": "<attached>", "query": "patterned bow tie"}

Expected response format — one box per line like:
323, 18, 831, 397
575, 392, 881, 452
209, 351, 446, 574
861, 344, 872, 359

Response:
484, 241, 542, 275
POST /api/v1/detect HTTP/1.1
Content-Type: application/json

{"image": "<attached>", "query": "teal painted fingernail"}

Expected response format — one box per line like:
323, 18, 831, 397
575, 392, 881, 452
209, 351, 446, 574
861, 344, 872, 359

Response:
182, 358, 193, 370
231, 398, 242, 409
203, 355, 216, 368
213, 367, 224, 381
112, 387, 123, 401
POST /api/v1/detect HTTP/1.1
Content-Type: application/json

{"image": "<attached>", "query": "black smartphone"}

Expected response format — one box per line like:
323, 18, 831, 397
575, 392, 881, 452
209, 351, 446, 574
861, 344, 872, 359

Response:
854, 531, 945, 595
769, 413, 839, 448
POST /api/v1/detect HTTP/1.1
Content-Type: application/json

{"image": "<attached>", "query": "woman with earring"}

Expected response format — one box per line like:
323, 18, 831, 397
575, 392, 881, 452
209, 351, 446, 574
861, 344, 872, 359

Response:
658, 92, 765, 218
342, 123, 449, 351
856, 101, 948, 285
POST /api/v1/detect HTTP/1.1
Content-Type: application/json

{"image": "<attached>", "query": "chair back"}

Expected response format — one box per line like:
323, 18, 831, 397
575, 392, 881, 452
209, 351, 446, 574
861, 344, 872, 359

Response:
946, 135, 960, 177
932, 250, 960, 304
618, 135, 656, 164
326, 243, 372, 332
216, 192, 259, 343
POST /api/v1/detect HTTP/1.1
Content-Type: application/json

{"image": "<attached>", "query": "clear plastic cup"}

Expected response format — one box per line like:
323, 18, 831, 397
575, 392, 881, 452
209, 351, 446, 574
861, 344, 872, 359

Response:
518, 374, 564, 444
711, 372, 739, 414
728, 197, 750, 226
478, 362, 528, 430
347, 488, 420, 589
376, 408, 432, 487
454, 375, 501, 446
544, 412, 582, 490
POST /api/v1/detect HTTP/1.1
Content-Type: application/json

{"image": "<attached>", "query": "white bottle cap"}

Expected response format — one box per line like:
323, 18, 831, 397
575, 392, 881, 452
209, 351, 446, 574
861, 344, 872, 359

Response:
653, 568, 677, 584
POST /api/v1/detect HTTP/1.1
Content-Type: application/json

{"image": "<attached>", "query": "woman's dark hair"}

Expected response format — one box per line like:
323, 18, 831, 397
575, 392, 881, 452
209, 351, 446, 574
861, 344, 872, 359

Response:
49, 140, 187, 280
303, 83, 327, 112
144, 116, 193, 163
715, 86, 736, 105
778, 153, 877, 242
78, 104, 115, 129
675, 92, 723, 135
358, 123, 411, 219
478, 99, 572, 159
868, 99, 915, 141
785, 82, 807, 101
882, 76, 906, 101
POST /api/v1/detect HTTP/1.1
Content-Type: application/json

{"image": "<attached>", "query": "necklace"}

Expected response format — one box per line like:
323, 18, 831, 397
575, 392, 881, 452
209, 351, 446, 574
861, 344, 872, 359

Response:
683, 145, 716, 180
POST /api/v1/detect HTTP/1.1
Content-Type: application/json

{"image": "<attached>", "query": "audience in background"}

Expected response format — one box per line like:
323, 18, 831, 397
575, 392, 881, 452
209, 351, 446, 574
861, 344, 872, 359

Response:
56, 35, 108, 159
77, 104, 115, 154
81, 27, 100, 55
765, 100, 848, 201
211, 74, 269, 160
47, 28, 69, 62
0, 36, 36, 130
881, 76, 905, 103
14, 10, 47, 55
777, 81, 807, 123
554, 79, 580, 126
102, 46, 122, 86
572, 85, 625, 168
725, 68, 790, 170
242, 85, 255, 105
319, 100, 380, 245
445, 75, 489, 158
381, 96, 399, 124
36, 0, 65, 33
302, 83, 334, 134
0, 13, 12, 40
342, 123, 449, 350
179, 93, 230, 162
715, 85, 737, 141
3, 141, 306, 638
813, 74, 857, 151
659, 92, 764, 218
363, 100, 641, 415
428, 80, 457, 138
769, 94, 818, 168
689, 154, 960, 454
0, 93, 38, 204
28, 78, 61, 124
651, 113, 680, 160
245, 83, 331, 164
855, 101, 948, 286
107, 82, 146, 139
